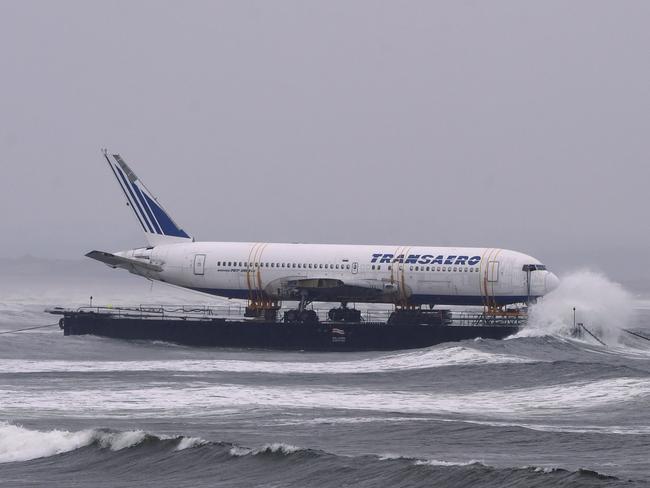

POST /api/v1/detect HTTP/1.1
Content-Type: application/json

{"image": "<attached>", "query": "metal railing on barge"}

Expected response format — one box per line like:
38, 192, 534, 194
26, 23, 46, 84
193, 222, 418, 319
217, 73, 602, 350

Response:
47, 304, 526, 327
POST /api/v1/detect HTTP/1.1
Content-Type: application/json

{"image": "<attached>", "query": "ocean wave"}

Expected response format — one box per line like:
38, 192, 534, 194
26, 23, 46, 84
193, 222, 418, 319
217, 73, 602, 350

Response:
0, 423, 633, 487
229, 442, 303, 457
2, 377, 648, 420
0, 345, 531, 375
380, 453, 481, 466
0, 422, 207, 463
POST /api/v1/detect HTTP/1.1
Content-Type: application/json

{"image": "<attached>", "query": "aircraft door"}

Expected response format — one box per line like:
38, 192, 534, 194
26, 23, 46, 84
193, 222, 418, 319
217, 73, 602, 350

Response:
193, 254, 206, 275
487, 261, 499, 282
351, 262, 358, 274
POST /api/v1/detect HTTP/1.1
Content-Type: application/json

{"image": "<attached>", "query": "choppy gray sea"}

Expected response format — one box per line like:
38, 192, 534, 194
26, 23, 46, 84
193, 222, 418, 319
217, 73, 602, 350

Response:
1, 259, 649, 487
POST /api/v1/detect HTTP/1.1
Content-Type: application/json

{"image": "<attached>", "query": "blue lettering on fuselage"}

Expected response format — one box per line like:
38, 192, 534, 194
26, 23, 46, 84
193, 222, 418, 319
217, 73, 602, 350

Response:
371, 253, 482, 266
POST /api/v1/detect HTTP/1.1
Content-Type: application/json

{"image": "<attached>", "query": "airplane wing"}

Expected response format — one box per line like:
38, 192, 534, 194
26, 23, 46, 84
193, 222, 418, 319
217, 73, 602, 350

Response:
85, 250, 163, 273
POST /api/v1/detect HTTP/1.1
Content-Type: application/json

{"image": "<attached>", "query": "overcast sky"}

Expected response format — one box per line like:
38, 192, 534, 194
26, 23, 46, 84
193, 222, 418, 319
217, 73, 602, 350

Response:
0, 1, 648, 289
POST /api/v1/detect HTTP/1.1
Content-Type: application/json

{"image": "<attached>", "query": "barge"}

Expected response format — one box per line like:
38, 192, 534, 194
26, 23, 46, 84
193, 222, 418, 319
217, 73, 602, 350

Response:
48, 305, 525, 351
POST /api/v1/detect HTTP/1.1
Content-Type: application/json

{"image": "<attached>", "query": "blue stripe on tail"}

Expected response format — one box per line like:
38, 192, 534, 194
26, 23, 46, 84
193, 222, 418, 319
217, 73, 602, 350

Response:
105, 154, 148, 233
141, 191, 190, 238
115, 166, 155, 234
132, 184, 163, 234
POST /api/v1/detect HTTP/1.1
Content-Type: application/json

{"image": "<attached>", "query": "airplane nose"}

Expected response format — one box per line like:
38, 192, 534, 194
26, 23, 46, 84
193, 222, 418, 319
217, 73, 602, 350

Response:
545, 272, 560, 293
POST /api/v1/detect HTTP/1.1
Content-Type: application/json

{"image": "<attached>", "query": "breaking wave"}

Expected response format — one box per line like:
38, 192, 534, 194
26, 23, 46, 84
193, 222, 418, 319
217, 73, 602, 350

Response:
524, 270, 636, 344
0, 423, 631, 487
0, 422, 205, 463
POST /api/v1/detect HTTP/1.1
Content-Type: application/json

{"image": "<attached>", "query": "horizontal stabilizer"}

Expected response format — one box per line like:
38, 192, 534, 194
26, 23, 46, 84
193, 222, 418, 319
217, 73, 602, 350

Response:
85, 250, 163, 273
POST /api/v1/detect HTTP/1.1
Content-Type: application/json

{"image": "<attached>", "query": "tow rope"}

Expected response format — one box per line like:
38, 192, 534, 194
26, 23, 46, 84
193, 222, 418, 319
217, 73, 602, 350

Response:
622, 328, 650, 342
0, 323, 60, 335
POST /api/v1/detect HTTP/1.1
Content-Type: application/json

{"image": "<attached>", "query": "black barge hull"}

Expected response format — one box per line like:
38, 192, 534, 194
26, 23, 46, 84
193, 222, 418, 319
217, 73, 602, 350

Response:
60, 313, 520, 351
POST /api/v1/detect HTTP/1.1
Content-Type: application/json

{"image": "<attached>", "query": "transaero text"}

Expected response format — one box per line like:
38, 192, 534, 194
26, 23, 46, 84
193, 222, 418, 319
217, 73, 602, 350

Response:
370, 254, 482, 266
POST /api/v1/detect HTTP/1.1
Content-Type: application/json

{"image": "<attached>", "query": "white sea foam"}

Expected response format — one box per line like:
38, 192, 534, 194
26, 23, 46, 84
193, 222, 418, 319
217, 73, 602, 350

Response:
0, 345, 530, 375
258, 443, 301, 455
0, 422, 94, 463
2, 377, 647, 420
379, 453, 482, 467
175, 436, 208, 451
229, 446, 253, 457
97, 430, 147, 450
413, 458, 481, 467
228, 443, 301, 457
523, 270, 636, 344
0, 423, 148, 463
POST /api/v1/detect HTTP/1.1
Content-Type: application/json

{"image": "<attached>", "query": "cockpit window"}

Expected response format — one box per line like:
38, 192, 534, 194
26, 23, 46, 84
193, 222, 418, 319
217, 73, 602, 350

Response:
523, 264, 547, 271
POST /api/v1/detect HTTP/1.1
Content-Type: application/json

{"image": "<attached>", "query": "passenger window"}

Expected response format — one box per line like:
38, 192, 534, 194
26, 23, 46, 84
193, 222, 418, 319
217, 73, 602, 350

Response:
453, 267, 457, 272
388, 265, 392, 271
319, 264, 323, 269
377, 265, 381, 271
217, 261, 221, 266
372, 265, 375, 270
409, 266, 413, 271
346, 264, 350, 270
415, 266, 419, 271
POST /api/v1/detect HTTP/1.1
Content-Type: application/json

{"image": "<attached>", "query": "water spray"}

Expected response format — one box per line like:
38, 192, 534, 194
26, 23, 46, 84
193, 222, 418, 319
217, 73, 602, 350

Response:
525, 270, 634, 344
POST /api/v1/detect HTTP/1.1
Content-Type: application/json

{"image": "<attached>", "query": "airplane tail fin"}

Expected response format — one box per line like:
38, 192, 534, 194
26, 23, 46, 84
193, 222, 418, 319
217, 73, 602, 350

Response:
102, 150, 193, 246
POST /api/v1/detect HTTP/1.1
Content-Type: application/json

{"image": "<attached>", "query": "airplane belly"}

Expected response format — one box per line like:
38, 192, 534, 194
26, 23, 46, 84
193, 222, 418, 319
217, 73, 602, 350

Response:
417, 272, 456, 297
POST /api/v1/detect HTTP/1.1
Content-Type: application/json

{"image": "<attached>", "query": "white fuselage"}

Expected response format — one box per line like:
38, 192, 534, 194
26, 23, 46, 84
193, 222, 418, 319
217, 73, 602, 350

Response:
118, 242, 559, 306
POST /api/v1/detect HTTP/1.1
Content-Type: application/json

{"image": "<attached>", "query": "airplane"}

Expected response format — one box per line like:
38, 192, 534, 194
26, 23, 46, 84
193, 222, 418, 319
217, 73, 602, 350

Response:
87, 151, 560, 323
